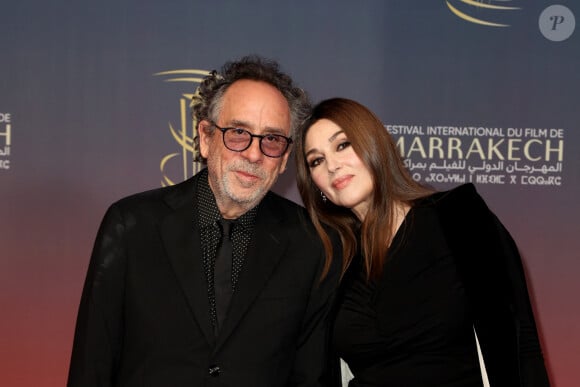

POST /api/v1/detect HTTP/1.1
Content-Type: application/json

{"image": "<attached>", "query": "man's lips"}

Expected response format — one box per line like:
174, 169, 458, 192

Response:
235, 169, 260, 181
332, 175, 352, 189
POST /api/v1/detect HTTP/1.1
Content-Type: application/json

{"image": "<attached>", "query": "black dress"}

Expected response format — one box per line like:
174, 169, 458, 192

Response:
332, 204, 484, 387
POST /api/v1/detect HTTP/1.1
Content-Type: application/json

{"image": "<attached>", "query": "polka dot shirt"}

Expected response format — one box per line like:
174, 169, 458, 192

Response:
196, 169, 257, 329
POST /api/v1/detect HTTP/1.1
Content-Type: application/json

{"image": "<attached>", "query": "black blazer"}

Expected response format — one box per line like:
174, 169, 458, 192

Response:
434, 183, 550, 387
67, 171, 341, 387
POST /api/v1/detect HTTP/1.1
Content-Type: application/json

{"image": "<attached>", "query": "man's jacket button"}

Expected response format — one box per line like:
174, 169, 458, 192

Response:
208, 365, 221, 377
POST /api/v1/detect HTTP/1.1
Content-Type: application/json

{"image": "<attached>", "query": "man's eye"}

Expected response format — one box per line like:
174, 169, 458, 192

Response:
263, 134, 280, 143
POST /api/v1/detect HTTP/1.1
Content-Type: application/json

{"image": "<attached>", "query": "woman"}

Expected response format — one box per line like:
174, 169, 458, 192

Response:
295, 97, 550, 387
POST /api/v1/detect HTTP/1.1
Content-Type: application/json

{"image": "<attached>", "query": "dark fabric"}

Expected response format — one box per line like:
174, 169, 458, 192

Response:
334, 205, 482, 386
67, 169, 342, 387
214, 219, 234, 333
434, 183, 550, 387
332, 183, 549, 387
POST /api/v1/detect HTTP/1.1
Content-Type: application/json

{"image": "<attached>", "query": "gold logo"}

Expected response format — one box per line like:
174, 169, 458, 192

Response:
446, 0, 522, 27
154, 69, 210, 186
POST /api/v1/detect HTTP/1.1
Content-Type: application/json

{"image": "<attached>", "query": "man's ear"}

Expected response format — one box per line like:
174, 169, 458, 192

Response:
278, 146, 292, 174
198, 120, 212, 159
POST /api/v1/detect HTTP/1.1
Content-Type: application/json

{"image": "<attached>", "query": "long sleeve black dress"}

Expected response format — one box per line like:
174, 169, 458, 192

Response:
332, 184, 550, 387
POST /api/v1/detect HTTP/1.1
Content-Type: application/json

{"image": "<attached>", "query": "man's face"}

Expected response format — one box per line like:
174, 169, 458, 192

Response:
199, 79, 291, 218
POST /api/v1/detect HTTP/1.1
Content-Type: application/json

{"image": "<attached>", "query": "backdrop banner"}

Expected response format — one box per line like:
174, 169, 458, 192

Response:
1, 1, 578, 386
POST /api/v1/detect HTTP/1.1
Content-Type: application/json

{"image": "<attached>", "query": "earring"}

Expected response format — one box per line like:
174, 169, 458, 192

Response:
320, 191, 327, 203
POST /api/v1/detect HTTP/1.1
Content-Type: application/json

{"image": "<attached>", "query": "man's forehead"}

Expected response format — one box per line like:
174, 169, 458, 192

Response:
219, 80, 291, 133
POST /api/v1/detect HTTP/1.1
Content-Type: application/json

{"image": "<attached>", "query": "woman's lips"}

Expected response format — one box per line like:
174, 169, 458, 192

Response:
332, 175, 353, 190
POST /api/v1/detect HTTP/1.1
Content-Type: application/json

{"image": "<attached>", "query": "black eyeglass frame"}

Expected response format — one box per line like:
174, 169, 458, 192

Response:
211, 122, 293, 158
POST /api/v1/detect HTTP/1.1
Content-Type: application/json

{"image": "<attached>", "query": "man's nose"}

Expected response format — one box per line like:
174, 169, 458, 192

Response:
240, 137, 263, 162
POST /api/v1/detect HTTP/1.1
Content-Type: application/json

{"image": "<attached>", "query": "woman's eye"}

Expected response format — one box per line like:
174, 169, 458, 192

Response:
337, 141, 351, 151
308, 157, 322, 168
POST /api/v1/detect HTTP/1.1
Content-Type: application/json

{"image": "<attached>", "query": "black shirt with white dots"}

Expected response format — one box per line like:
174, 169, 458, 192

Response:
196, 168, 257, 329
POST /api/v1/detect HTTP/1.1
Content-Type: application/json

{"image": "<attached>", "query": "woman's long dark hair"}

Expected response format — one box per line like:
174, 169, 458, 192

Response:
295, 98, 433, 280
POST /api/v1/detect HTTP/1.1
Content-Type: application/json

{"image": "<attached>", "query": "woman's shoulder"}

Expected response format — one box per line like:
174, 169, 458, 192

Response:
412, 184, 493, 221
418, 183, 481, 205
414, 185, 505, 257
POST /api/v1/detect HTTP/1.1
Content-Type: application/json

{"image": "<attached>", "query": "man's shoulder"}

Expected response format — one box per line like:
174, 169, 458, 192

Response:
264, 190, 304, 210
111, 174, 198, 211
263, 191, 310, 219
261, 191, 318, 233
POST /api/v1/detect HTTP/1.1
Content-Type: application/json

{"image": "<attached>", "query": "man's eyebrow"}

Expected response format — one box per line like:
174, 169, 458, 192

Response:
228, 119, 287, 134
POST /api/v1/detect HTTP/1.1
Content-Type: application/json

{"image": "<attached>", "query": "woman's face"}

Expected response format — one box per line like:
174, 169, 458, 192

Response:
304, 119, 374, 221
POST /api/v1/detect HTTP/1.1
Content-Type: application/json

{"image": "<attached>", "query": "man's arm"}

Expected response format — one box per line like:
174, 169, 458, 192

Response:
67, 204, 127, 387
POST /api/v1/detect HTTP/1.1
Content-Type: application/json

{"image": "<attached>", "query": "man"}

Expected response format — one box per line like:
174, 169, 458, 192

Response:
67, 55, 341, 387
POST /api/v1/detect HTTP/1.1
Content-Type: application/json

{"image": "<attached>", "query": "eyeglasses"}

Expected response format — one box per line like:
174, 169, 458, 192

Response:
212, 122, 293, 158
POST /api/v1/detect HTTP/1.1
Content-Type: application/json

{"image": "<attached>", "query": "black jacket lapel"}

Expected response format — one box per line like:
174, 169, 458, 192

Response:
161, 177, 216, 347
